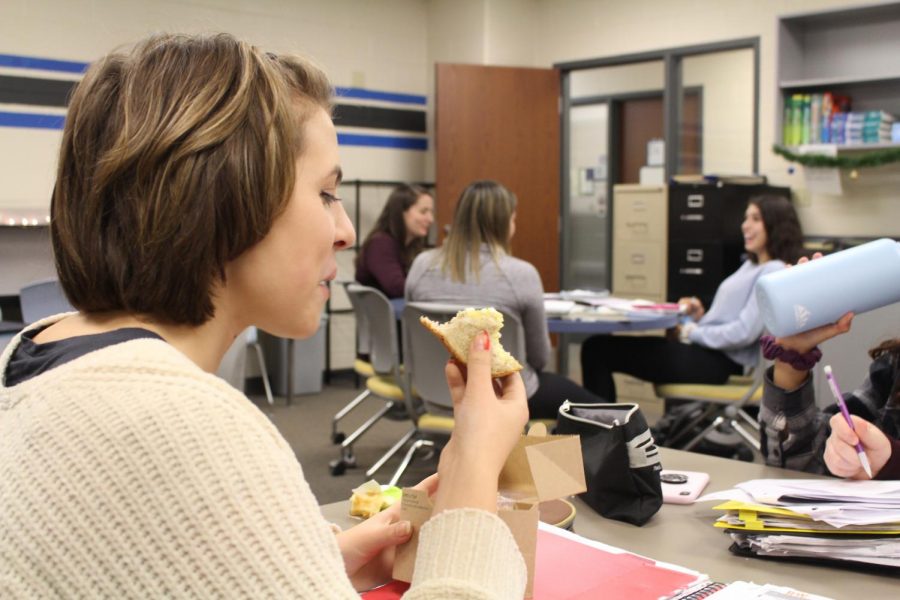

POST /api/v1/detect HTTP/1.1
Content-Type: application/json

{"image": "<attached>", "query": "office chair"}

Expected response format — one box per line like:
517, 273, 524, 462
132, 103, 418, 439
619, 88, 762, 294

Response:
330, 283, 412, 476
331, 280, 377, 445
215, 327, 274, 405
384, 302, 553, 486
653, 354, 765, 456
19, 278, 73, 324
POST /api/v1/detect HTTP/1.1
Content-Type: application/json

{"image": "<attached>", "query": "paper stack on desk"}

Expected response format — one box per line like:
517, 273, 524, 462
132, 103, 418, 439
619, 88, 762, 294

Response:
544, 292, 680, 321
700, 479, 900, 569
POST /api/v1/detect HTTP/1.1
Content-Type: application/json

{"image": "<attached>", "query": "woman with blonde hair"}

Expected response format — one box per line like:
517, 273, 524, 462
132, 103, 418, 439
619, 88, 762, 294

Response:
406, 180, 602, 419
0, 34, 527, 598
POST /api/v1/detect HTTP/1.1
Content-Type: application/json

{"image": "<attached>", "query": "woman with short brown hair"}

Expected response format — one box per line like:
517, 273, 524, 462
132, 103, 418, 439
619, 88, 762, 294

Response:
0, 33, 527, 598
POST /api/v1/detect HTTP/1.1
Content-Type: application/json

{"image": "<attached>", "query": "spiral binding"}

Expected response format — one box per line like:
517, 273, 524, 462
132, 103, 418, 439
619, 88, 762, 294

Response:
677, 581, 729, 599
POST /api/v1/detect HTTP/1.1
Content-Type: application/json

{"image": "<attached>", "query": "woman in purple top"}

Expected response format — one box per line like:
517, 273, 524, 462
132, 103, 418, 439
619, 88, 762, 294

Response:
355, 184, 434, 298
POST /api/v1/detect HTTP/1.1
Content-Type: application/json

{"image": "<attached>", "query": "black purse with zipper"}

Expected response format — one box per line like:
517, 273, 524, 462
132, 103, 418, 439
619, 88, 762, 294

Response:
556, 401, 663, 526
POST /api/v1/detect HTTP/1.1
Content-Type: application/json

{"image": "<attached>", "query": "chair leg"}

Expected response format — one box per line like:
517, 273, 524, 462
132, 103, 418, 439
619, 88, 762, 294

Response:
388, 439, 435, 487
682, 415, 725, 451
331, 389, 372, 443
731, 419, 762, 452
737, 408, 760, 431
340, 401, 395, 450
666, 403, 719, 448
250, 342, 274, 406
365, 427, 417, 479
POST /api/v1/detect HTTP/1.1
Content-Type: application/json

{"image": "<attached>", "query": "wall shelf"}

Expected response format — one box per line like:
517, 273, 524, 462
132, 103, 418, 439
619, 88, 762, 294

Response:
776, 2, 900, 144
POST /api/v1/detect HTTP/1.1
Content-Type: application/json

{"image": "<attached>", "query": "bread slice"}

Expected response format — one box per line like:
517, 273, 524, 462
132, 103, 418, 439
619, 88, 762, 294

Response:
420, 307, 523, 377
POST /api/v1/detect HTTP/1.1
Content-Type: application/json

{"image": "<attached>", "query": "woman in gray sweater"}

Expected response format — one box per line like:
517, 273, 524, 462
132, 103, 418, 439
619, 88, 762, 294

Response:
406, 180, 602, 419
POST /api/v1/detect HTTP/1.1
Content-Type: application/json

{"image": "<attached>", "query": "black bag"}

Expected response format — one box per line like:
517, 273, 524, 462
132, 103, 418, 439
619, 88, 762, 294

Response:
556, 401, 663, 526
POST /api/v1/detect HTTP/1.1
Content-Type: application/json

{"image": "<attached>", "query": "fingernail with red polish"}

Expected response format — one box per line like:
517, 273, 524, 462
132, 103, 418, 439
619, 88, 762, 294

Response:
481, 330, 491, 350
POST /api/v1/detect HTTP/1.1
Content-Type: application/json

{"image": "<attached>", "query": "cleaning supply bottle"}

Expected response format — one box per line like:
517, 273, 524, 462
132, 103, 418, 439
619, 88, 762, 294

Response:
755, 238, 900, 337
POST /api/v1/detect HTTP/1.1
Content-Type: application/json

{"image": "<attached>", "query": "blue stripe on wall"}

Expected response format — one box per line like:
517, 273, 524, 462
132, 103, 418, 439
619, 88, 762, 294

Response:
0, 112, 430, 152
335, 87, 426, 106
0, 55, 427, 109
0, 111, 65, 129
337, 132, 428, 150
0, 53, 89, 74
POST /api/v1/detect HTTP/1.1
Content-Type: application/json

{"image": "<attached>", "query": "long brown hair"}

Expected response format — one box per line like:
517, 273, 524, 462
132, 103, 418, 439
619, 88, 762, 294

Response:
440, 180, 517, 283
746, 195, 804, 264
51, 34, 332, 325
357, 184, 430, 271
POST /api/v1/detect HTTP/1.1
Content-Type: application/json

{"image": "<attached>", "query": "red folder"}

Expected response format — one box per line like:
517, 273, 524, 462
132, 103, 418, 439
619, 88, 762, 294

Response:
361, 524, 704, 599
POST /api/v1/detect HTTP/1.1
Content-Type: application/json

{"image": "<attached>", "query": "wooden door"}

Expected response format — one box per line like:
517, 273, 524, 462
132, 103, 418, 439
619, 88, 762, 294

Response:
615, 92, 701, 183
617, 96, 663, 184
436, 63, 560, 292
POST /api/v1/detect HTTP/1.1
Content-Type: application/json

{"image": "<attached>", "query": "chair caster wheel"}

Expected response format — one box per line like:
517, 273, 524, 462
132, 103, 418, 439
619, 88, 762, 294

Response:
332, 431, 346, 444
329, 459, 347, 476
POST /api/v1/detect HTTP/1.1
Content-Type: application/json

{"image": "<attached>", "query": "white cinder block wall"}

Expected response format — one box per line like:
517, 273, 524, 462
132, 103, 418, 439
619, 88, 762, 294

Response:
0, 0, 434, 369
2, 0, 896, 372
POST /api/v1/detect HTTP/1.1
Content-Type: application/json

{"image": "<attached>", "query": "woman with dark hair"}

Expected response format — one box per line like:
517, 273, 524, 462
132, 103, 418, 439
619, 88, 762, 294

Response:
406, 180, 603, 419
355, 184, 433, 298
580, 195, 805, 402
759, 255, 900, 480
0, 34, 528, 597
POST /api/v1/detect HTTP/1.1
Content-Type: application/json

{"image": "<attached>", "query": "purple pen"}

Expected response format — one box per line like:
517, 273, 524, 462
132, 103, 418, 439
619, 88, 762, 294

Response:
823, 365, 873, 478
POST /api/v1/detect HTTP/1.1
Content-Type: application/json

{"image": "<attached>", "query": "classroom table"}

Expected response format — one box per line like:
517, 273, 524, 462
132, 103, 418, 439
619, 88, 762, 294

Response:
384, 299, 677, 377
549, 312, 678, 376
320, 448, 898, 598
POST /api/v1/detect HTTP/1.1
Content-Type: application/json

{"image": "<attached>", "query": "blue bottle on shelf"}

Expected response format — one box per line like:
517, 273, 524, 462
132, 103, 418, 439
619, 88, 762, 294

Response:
755, 238, 900, 337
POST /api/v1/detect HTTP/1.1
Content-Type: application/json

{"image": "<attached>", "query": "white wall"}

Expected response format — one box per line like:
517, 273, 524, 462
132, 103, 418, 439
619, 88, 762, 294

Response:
682, 48, 755, 175
0, 0, 432, 211
529, 0, 900, 237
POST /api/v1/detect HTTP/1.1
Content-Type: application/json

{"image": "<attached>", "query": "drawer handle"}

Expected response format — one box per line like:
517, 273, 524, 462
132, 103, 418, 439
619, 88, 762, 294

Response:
632, 200, 647, 211
625, 275, 646, 282
687, 194, 704, 208
679, 268, 703, 275
679, 214, 704, 222
630, 253, 646, 265
626, 221, 648, 232
686, 249, 704, 262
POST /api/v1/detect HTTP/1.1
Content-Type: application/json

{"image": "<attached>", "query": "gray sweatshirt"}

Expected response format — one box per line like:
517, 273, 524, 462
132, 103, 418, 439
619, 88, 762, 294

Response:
405, 245, 549, 397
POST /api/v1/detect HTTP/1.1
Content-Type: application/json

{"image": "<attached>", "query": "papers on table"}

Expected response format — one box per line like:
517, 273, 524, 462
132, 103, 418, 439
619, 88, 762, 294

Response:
700, 478, 900, 569
544, 291, 682, 321
705, 581, 834, 600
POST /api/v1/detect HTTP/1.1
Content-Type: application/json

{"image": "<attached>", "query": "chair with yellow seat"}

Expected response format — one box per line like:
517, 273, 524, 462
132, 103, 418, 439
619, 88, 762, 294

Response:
329, 283, 412, 476
653, 358, 765, 456
383, 301, 553, 486
330, 281, 377, 445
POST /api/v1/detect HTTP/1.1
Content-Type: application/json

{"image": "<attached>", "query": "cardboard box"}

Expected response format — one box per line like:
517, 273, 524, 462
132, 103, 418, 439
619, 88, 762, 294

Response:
393, 424, 586, 597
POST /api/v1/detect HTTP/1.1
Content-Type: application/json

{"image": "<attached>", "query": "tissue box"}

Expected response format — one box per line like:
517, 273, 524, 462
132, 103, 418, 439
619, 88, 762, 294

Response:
393, 424, 586, 597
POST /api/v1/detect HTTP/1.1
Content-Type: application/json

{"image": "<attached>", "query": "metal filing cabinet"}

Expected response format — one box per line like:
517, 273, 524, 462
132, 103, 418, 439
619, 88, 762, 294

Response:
613, 182, 790, 307
666, 182, 789, 308
611, 184, 667, 303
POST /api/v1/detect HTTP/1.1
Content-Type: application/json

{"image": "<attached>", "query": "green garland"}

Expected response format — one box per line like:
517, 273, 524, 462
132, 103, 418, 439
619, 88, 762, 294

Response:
773, 144, 900, 168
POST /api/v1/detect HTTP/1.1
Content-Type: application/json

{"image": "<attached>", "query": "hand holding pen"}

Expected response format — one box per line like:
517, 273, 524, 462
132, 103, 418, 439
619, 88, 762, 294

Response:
822, 365, 894, 479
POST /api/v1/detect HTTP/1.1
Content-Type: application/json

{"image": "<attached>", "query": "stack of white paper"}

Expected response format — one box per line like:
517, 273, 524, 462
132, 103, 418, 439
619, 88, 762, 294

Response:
699, 479, 900, 569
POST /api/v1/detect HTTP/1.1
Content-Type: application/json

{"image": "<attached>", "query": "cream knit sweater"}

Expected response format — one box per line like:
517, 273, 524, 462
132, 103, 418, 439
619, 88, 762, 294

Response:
0, 318, 526, 598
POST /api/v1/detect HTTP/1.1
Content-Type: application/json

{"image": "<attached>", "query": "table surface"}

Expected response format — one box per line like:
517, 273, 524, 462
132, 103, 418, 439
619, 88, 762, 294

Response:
320, 448, 898, 598
547, 313, 677, 334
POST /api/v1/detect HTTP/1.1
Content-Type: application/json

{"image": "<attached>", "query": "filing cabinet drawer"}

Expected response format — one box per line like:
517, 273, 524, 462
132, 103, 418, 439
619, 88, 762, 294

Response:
612, 241, 666, 297
613, 185, 667, 242
668, 184, 727, 240
666, 241, 723, 305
